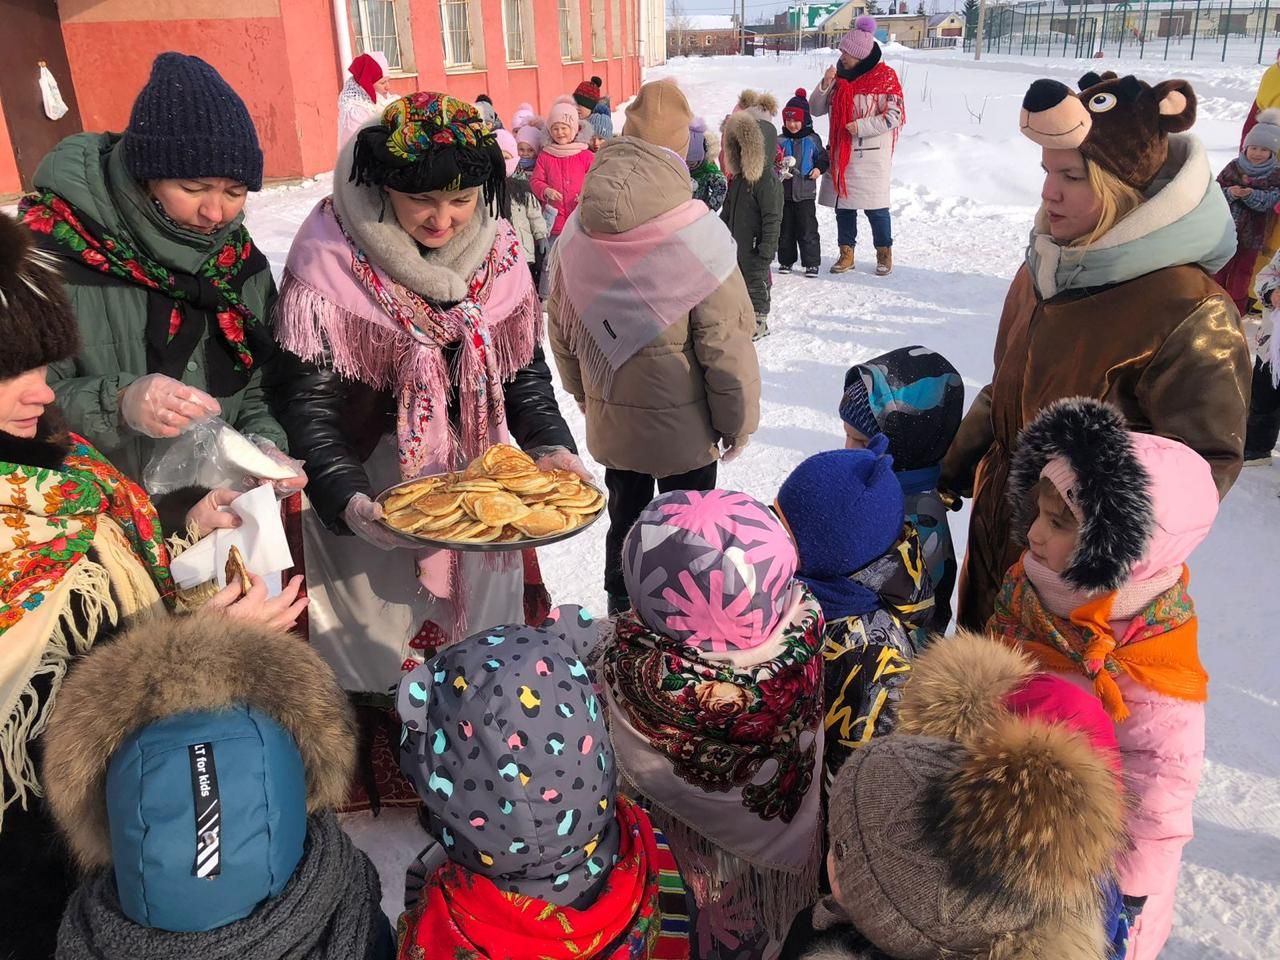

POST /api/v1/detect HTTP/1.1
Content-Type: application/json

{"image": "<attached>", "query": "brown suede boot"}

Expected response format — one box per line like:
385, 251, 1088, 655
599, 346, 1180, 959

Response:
830, 245, 855, 274
875, 246, 893, 276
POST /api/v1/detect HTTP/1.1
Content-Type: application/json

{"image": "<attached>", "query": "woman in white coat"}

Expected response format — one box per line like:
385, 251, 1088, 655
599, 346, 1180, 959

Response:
810, 16, 905, 276
337, 52, 392, 147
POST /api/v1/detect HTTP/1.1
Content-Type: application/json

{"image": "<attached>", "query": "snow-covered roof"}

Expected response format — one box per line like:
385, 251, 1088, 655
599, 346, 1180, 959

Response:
929, 11, 962, 24
669, 14, 737, 30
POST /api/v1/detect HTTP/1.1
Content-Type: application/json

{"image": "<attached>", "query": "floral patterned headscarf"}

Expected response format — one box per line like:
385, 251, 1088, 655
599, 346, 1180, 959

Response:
349, 91, 507, 215
604, 530, 824, 946
622, 490, 798, 653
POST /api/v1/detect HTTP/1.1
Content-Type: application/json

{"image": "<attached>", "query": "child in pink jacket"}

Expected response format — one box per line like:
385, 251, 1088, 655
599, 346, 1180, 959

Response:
531, 95, 594, 238
988, 397, 1218, 960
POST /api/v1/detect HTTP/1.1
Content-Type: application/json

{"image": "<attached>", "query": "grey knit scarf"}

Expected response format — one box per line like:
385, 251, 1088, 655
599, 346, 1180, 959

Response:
56, 812, 386, 960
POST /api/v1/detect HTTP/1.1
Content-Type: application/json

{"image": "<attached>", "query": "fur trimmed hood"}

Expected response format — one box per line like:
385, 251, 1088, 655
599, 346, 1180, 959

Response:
42, 613, 357, 869
1008, 398, 1153, 592
722, 111, 772, 183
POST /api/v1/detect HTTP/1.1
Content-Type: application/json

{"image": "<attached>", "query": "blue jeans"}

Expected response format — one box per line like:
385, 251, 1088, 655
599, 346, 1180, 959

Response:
835, 207, 892, 248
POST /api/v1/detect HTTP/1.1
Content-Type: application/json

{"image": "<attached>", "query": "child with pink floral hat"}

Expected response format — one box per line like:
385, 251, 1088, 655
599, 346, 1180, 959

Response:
602, 488, 824, 958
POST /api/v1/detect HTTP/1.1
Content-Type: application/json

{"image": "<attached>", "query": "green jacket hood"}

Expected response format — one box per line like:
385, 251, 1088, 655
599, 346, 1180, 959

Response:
1025, 134, 1236, 299
33, 132, 247, 275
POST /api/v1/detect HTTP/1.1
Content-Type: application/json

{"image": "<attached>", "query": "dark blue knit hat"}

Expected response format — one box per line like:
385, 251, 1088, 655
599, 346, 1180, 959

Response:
123, 53, 264, 191
776, 448, 904, 579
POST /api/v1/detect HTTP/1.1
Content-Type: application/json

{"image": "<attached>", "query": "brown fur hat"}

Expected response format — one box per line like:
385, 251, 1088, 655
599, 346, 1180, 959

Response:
0, 211, 79, 380
1019, 71, 1196, 190
827, 720, 1125, 959
42, 613, 357, 868
895, 629, 1036, 742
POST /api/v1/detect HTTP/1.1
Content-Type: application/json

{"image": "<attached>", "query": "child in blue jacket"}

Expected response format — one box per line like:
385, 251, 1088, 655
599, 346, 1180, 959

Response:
778, 88, 829, 277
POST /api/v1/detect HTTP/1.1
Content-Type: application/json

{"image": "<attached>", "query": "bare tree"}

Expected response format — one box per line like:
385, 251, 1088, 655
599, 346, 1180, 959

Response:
668, 0, 690, 55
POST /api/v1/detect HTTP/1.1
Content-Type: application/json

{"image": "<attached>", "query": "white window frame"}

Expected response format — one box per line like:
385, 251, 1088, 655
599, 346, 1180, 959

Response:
559, 0, 584, 60
610, 0, 622, 56
350, 0, 415, 74
440, 0, 473, 67
591, 0, 607, 58
503, 0, 535, 64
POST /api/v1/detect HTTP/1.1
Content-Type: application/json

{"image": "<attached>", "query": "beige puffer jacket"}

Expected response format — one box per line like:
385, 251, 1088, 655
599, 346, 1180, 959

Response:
547, 138, 760, 478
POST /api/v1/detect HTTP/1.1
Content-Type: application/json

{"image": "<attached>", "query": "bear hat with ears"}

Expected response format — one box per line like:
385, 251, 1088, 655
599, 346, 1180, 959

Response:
1019, 71, 1197, 189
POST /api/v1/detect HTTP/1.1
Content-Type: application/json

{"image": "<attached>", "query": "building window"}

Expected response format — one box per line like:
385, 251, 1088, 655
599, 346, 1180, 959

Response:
704, 35, 712, 45
350, 0, 407, 71
610, 0, 621, 55
591, 0, 607, 58
503, 0, 532, 63
559, 0, 582, 60
440, 0, 473, 66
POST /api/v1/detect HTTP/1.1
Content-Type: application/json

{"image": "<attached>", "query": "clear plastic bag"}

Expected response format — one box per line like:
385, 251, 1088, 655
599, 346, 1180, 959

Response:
143, 417, 299, 495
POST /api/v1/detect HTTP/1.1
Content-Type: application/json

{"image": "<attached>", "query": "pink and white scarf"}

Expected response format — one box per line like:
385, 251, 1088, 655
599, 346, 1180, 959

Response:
275, 198, 540, 618
550, 199, 738, 398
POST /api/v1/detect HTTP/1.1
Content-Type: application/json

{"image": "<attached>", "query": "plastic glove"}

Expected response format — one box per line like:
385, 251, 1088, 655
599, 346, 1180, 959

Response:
119, 373, 221, 439
343, 492, 405, 550
249, 437, 308, 495
719, 436, 749, 464
186, 487, 241, 537
530, 445, 594, 482
206, 572, 308, 631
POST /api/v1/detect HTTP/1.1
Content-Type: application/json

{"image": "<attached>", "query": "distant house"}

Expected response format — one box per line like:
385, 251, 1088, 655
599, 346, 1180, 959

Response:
817, 0, 871, 45
871, 12, 929, 44
666, 14, 753, 56
929, 12, 966, 37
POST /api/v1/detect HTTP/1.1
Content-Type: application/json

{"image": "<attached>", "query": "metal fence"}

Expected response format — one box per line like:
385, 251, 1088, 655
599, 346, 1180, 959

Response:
962, 0, 1280, 63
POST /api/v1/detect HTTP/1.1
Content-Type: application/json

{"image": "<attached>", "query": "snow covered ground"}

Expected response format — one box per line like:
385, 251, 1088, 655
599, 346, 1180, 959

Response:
244, 47, 1280, 958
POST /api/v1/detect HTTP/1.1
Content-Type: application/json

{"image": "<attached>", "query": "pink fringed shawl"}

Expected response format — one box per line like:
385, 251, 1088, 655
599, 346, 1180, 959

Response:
275, 198, 540, 613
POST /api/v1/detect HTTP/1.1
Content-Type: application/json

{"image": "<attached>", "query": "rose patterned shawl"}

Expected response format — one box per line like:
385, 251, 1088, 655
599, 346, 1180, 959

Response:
602, 586, 824, 947
1, 432, 172, 830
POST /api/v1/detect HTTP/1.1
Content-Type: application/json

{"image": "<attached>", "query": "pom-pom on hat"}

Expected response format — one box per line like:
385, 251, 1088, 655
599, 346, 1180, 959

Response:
122, 52, 264, 191
510, 101, 537, 131
573, 77, 603, 111
351, 92, 507, 214
622, 489, 798, 653
840, 15, 878, 61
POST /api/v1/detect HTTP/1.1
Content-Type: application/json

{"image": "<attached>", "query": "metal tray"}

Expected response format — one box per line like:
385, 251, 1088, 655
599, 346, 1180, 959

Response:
374, 473, 606, 553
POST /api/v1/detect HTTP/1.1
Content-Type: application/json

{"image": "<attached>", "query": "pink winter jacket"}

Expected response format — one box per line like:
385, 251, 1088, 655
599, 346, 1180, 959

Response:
1026, 431, 1220, 960
531, 148, 595, 235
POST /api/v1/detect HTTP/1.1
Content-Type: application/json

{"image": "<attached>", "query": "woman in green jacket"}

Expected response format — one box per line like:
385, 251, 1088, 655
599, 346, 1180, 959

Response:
20, 52, 303, 503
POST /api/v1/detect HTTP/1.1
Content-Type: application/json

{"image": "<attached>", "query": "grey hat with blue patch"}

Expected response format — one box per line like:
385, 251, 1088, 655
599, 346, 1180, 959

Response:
397, 606, 619, 908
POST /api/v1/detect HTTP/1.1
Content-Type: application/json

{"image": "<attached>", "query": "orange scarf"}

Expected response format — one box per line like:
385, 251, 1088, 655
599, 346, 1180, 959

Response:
988, 560, 1206, 722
